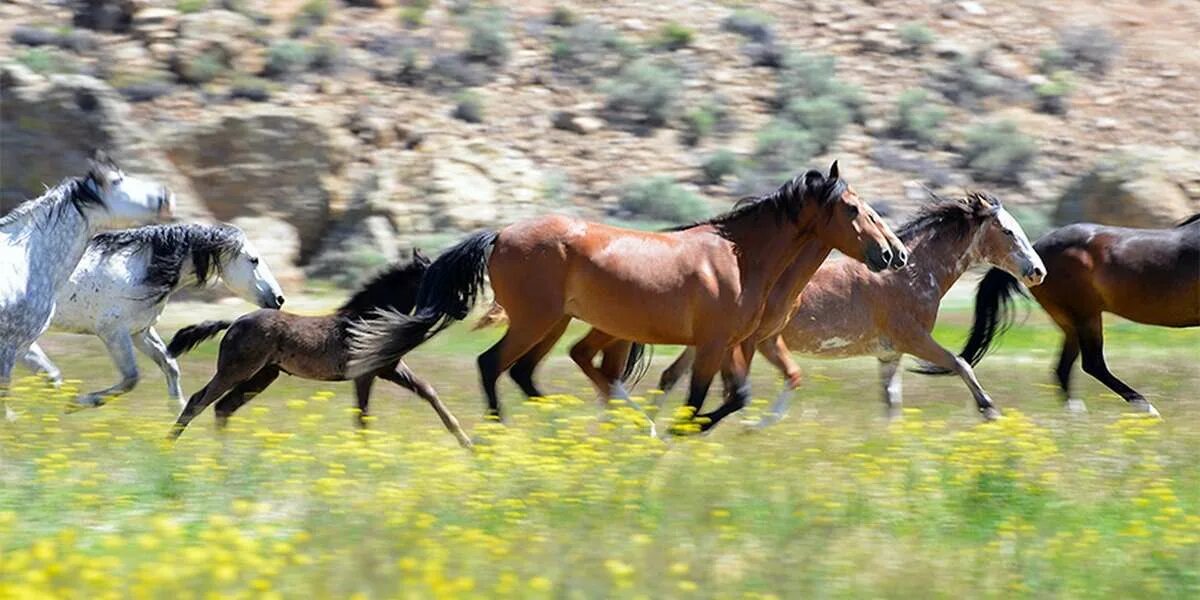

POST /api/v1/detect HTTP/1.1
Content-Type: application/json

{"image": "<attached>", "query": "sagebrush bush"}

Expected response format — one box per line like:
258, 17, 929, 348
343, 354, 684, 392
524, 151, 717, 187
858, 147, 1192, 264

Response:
15, 47, 79, 75
720, 9, 773, 44
1034, 71, 1073, 115
550, 21, 637, 83
898, 22, 934, 53
229, 75, 273, 102
617, 177, 710, 222
177, 49, 226, 84
462, 8, 509, 66
680, 97, 732, 146
602, 58, 680, 130
701, 149, 739, 185
1054, 26, 1120, 76
751, 120, 817, 180
781, 96, 850, 151
655, 22, 694, 51
452, 91, 484, 123
400, 0, 431, 28
962, 120, 1037, 183
548, 5, 578, 27
890, 89, 948, 147
262, 40, 311, 78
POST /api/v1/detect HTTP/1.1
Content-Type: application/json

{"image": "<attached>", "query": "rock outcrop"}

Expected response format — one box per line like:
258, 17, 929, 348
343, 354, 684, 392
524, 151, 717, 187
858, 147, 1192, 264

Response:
1056, 147, 1200, 228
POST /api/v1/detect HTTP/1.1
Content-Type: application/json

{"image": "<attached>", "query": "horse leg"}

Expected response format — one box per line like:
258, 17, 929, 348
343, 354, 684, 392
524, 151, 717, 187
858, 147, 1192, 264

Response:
380, 361, 473, 448
1076, 316, 1158, 416
673, 344, 727, 432
1056, 332, 1084, 413
902, 331, 1001, 421
477, 313, 564, 422
19, 343, 62, 388
508, 317, 571, 399
133, 327, 184, 413
568, 329, 618, 400
745, 336, 801, 428
879, 356, 903, 421
598, 340, 656, 437
78, 330, 140, 408
656, 347, 696, 403
212, 366, 280, 430
1, 349, 15, 421
352, 375, 376, 428
695, 342, 754, 433
170, 346, 267, 439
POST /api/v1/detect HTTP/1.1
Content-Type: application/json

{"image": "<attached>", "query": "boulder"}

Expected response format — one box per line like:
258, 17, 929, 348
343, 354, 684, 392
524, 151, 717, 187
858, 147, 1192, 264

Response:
231, 216, 305, 292
162, 105, 353, 261
0, 64, 204, 218
172, 9, 259, 76
1056, 147, 1200, 228
306, 164, 405, 285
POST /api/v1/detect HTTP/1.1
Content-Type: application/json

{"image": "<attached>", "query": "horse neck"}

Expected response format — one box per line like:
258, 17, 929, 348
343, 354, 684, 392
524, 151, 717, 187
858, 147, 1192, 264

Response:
21, 200, 94, 291
904, 222, 983, 298
766, 240, 834, 315
719, 210, 811, 299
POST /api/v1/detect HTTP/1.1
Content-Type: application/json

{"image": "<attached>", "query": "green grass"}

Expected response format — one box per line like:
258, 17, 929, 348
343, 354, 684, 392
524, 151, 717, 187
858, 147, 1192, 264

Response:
2, 297, 1197, 597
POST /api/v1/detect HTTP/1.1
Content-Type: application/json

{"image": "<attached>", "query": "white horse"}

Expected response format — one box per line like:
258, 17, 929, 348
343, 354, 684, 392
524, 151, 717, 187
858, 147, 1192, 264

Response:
1, 152, 174, 420
20, 223, 286, 411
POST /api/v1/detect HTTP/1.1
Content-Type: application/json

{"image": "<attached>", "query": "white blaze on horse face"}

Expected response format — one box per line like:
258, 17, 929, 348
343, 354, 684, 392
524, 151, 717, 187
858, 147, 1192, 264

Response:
89, 165, 174, 228
993, 207, 1045, 287
220, 236, 285, 309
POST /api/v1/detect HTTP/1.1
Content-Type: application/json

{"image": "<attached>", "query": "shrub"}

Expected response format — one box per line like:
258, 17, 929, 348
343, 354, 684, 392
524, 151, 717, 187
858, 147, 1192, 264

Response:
110, 71, 175, 102
15, 47, 78, 75
177, 49, 225, 84
1055, 26, 1120, 76
655, 22, 694, 51
400, 0, 431, 28
617, 177, 710, 222
1034, 71, 1073, 115
308, 39, 340, 72
933, 49, 1013, 109
701, 150, 739, 185
262, 40, 311, 78
229, 75, 273, 102
550, 21, 636, 83
751, 120, 817, 180
452, 91, 484, 123
890, 89, 948, 147
548, 6, 578, 27
300, 0, 330, 25
776, 51, 837, 103
176, 0, 208, 13
462, 8, 509, 66
602, 57, 680, 130
426, 53, 489, 89
720, 9, 773, 44
898, 22, 934, 53
962, 120, 1037, 184
781, 96, 850, 151
680, 107, 715, 147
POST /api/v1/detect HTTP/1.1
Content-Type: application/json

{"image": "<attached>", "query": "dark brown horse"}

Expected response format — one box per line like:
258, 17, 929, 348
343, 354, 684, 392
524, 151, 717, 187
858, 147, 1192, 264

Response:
652, 193, 1046, 423
348, 163, 909, 433
166, 253, 472, 447
933, 214, 1199, 415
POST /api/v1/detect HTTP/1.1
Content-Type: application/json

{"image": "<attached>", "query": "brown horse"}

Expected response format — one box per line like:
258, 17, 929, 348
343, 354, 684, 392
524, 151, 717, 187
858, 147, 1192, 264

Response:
348, 163, 909, 433
165, 253, 472, 447
933, 213, 1199, 415
653, 193, 1046, 423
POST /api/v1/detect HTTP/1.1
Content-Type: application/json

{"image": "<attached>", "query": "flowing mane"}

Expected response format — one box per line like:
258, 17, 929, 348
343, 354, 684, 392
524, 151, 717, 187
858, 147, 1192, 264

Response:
0, 176, 104, 230
894, 191, 998, 245
1176, 213, 1200, 228
667, 170, 845, 236
337, 252, 431, 318
91, 223, 245, 301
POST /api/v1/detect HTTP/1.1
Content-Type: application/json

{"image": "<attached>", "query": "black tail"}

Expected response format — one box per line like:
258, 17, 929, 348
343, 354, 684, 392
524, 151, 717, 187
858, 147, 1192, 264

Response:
622, 342, 653, 388
347, 230, 498, 377
911, 268, 1025, 375
167, 320, 233, 357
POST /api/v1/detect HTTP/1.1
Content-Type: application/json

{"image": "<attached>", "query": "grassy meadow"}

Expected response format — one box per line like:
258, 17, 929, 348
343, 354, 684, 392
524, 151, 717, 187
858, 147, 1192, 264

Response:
1, 294, 1198, 599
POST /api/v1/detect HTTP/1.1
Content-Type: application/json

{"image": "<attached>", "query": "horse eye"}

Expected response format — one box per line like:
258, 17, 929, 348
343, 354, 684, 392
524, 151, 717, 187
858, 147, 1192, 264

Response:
1004, 229, 1015, 237
847, 205, 860, 217
250, 257, 260, 265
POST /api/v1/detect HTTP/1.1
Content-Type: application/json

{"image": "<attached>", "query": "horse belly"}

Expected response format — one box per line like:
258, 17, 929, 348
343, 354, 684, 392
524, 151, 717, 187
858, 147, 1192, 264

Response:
564, 254, 703, 344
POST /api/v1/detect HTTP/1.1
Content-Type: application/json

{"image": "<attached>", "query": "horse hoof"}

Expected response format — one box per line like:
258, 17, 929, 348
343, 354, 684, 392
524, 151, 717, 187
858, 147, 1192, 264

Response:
980, 406, 1002, 421
1131, 400, 1161, 418
4, 408, 18, 422
1065, 399, 1088, 414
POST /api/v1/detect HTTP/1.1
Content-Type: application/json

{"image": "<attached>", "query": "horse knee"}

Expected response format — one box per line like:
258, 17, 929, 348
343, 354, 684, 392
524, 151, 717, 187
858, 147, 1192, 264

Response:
568, 343, 594, 370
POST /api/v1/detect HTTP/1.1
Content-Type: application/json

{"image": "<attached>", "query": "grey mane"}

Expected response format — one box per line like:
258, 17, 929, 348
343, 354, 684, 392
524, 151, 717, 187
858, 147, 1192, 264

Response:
91, 223, 244, 302
0, 176, 104, 230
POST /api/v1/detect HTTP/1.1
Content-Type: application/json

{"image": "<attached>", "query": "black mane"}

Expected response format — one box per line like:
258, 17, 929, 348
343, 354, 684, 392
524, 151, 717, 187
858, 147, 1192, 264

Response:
338, 252, 431, 318
91, 223, 244, 302
667, 170, 844, 236
0, 175, 104, 229
894, 191, 998, 244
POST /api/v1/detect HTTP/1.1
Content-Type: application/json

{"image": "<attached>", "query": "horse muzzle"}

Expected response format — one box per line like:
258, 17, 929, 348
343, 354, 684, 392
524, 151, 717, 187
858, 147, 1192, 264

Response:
261, 294, 285, 309
1022, 264, 1046, 287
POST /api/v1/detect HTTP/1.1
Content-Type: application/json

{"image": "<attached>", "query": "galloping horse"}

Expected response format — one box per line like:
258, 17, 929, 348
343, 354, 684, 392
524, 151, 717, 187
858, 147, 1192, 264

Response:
348, 163, 908, 432
932, 214, 1199, 415
166, 253, 472, 448
653, 193, 1046, 422
19, 223, 285, 411
1, 152, 174, 420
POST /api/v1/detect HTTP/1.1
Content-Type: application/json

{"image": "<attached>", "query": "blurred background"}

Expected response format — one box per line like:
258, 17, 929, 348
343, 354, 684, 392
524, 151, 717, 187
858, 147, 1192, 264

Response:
2, 0, 1198, 294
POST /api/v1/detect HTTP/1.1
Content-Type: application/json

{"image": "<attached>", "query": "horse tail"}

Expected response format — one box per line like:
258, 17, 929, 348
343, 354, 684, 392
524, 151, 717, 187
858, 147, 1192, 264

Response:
348, 230, 498, 377
472, 301, 508, 330
622, 342, 652, 388
911, 268, 1025, 375
167, 320, 233, 358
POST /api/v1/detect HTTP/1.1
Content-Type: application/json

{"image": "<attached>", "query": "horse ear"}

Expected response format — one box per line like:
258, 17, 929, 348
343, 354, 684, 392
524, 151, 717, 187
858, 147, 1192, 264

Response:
87, 149, 119, 181
828, 160, 840, 180
412, 248, 430, 265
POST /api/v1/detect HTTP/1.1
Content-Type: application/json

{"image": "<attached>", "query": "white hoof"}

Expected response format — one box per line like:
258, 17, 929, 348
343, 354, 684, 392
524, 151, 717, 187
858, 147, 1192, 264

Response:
4, 407, 18, 422
742, 411, 786, 430
1132, 400, 1161, 418
980, 406, 1002, 422
1065, 398, 1088, 414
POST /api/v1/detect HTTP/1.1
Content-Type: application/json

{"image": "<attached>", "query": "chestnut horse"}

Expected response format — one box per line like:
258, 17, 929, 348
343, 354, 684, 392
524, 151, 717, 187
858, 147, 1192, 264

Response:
349, 163, 908, 432
653, 193, 1046, 423
931, 213, 1199, 415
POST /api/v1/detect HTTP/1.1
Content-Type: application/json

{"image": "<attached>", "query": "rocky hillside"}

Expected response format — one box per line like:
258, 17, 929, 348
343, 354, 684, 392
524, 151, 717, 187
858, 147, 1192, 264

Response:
3, 0, 1199, 291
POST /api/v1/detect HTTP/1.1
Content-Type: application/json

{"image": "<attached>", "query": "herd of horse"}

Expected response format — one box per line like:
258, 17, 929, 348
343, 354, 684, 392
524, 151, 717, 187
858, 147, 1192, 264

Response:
1, 154, 1196, 447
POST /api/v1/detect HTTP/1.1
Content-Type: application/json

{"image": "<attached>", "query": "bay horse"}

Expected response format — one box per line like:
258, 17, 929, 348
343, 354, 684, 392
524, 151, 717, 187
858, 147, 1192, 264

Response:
652, 192, 1046, 423
929, 213, 1199, 415
165, 253, 472, 448
348, 162, 909, 433
19, 223, 285, 411
1, 152, 174, 421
